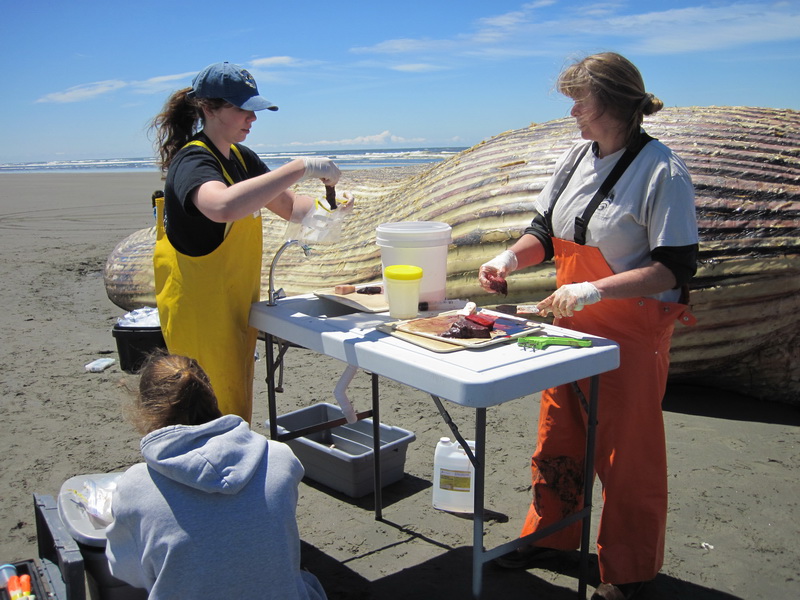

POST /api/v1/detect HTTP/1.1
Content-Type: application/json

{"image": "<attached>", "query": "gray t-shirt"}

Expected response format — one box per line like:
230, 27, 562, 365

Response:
533, 139, 698, 302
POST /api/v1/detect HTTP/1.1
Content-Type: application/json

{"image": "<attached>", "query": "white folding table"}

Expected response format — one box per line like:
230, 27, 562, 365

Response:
249, 295, 619, 599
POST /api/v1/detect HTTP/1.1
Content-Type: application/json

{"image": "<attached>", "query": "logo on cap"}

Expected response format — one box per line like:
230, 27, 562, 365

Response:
240, 69, 257, 91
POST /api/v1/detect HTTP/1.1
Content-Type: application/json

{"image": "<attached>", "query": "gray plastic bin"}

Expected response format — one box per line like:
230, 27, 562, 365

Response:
266, 403, 416, 498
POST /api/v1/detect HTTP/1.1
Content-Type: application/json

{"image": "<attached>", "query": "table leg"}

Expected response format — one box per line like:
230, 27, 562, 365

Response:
429, 375, 599, 600
577, 374, 599, 600
372, 372, 383, 521
265, 333, 278, 439
429, 395, 479, 468
428, 394, 487, 598
472, 407, 486, 599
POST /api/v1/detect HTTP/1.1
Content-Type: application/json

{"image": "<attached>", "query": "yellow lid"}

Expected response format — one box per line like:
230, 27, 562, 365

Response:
384, 265, 423, 280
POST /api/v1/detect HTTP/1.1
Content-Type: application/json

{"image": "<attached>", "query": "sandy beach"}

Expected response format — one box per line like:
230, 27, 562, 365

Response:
0, 170, 798, 600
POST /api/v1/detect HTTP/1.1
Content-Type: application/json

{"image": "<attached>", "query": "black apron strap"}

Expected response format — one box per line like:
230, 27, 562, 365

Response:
573, 132, 654, 245
544, 144, 590, 236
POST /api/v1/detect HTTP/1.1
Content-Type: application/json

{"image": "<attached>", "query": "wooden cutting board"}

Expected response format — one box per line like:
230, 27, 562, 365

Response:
385, 310, 542, 351
376, 325, 465, 353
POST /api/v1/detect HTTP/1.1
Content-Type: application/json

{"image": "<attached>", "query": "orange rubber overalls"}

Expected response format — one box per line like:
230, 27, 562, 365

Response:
520, 174, 695, 585
154, 142, 262, 421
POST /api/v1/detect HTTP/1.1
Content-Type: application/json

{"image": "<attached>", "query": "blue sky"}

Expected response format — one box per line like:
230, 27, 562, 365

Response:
2, 0, 798, 163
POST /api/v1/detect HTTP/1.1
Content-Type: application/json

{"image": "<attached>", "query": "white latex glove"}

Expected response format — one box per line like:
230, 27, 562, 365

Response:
337, 191, 355, 213
285, 192, 354, 243
478, 250, 517, 293
482, 250, 518, 275
537, 282, 601, 318
301, 157, 341, 186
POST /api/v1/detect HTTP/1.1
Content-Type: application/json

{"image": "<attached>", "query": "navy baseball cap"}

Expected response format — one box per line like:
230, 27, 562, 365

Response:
188, 62, 278, 111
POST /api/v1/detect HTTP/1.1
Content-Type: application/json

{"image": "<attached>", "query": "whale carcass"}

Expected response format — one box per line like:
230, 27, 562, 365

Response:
104, 106, 800, 404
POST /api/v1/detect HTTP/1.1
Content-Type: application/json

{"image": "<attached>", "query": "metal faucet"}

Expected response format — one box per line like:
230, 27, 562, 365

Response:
267, 239, 312, 306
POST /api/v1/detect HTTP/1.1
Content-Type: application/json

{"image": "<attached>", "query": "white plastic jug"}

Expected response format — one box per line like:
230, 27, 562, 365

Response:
432, 437, 476, 513
376, 222, 451, 303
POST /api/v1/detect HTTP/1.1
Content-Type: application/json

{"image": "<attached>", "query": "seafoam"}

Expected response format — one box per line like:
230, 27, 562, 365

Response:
0, 147, 466, 174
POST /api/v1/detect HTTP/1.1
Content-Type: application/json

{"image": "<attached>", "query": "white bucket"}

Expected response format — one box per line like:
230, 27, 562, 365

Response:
432, 437, 475, 513
376, 222, 451, 304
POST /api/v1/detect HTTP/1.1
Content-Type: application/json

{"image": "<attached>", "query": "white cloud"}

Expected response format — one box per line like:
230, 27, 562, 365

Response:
351, 2, 549, 56
574, 2, 626, 19
391, 63, 446, 72
253, 56, 321, 69
131, 71, 196, 95
352, 38, 456, 55
246, 56, 327, 85
288, 130, 425, 147
249, 56, 324, 69
36, 80, 127, 103
32, 3, 800, 107
608, 4, 800, 54
250, 56, 298, 67
476, 9, 530, 30
523, 0, 558, 8
350, 1, 800, 61
36, 70, 196, 103
32, 59, 308, 106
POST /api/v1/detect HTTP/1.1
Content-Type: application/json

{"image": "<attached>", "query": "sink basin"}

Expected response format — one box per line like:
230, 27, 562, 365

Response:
282, 296, 365, 319
250, 295, 392, 351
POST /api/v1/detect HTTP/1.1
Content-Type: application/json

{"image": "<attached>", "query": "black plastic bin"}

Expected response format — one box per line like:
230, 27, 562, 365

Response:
34, 493, 85, 600
111, 325, 166, 373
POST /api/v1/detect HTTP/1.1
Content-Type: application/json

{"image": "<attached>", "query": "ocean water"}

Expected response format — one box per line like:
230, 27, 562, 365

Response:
0, 147, 466, 174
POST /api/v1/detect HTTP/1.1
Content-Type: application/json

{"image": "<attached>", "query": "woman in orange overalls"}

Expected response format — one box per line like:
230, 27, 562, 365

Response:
479, 53, 698, 600
150, 62, 342, 421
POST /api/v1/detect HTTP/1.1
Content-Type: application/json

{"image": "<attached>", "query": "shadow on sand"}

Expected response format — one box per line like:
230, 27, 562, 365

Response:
301, 541, 745, 600
296, 382, 791, 599
663, 383, 799, 427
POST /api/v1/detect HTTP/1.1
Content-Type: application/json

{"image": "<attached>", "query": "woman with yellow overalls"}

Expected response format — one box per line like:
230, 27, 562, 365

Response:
150, 62, 341, 422
478, 53, 698, 600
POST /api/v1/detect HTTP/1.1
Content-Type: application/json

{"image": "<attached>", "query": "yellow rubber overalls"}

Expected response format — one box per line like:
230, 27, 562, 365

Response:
154, 141, 262, 421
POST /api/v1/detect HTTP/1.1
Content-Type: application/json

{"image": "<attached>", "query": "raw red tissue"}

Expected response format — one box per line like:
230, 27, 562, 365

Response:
487, 273, 508, 296
441, 316, 494, 339
465, 314, 496, 327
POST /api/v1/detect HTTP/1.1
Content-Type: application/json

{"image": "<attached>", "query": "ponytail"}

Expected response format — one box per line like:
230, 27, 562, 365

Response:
150, 89, 228, 172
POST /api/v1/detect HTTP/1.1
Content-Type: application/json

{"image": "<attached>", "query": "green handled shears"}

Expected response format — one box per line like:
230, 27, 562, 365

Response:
517, 336, 593, 350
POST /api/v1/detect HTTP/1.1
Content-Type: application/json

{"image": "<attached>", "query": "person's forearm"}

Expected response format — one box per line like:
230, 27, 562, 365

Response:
194, 159, 307, 222
266, 191, 314, 221
592, 261, 677, 300
508, 234, 546, 270
479, 233, 546, 293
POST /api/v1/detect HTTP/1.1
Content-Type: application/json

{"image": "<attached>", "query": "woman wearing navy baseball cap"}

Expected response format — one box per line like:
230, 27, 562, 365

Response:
150, 62, 343, 422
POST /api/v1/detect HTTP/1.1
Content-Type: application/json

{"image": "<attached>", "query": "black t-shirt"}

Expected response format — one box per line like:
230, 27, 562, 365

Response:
163, 132, 269, 256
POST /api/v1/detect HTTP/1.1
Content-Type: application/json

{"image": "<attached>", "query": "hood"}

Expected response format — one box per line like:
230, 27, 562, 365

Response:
140, 414, 267, 495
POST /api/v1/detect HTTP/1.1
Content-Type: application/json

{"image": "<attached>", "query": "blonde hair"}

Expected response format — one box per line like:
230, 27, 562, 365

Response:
557, 52, 664, 147
131, 351, 222, 435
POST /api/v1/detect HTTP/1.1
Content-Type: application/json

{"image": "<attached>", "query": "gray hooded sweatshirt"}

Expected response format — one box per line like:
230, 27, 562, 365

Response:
105, 414, 326, 600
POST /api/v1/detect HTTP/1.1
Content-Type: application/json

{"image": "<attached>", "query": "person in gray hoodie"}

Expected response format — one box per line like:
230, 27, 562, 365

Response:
105, 352, 327, 600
